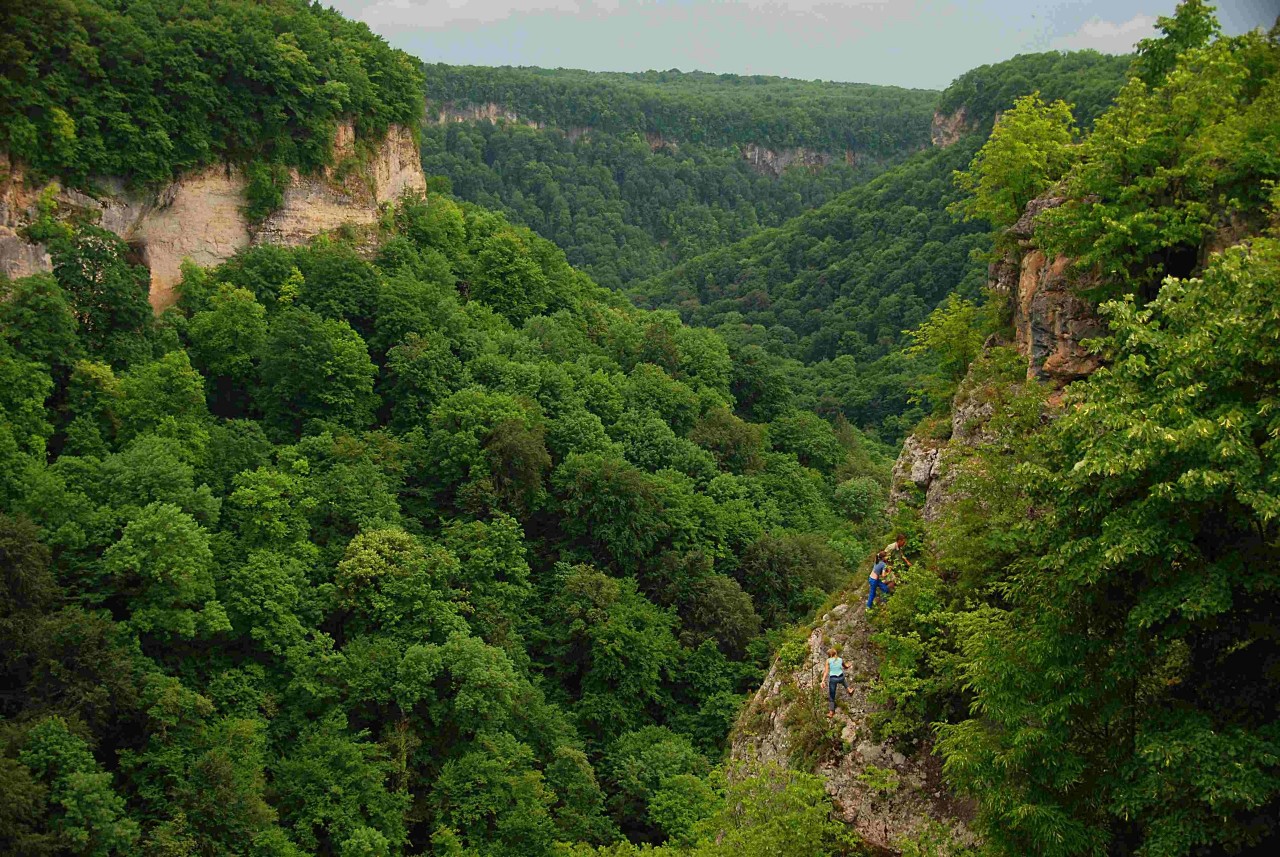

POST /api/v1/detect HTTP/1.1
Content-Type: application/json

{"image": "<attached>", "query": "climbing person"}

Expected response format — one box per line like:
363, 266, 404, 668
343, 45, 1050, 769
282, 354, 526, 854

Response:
885, 537, 916, 598
867, 551, 890, 609
822, 646, 853, 718
884, 534, 912, 572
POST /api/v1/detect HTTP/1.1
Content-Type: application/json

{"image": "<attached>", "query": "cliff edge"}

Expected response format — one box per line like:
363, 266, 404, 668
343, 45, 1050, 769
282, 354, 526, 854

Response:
0, 121, 425, 309
730, 597, 977, 854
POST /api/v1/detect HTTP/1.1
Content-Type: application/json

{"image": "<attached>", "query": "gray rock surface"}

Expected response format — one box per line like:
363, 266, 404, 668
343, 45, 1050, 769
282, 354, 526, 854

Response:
731, 598, 977, 852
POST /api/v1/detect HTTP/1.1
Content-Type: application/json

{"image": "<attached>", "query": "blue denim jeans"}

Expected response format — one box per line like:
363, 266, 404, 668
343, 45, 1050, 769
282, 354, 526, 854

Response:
828, 674, 847, 711
867, 576, 889, 608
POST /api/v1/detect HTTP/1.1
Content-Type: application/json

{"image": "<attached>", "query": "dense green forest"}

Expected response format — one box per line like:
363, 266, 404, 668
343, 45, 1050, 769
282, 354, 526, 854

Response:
418, 67, 940, 290
0, 0, 422, 186
421, 120, 880, 290
422, 66, 938, 154
935, 50, 1132, 128
871, 5, 1280, 856
420, 52, 1130, 442
627, 49, 1132, 441
0, 185, 891, 853
4, 0, 1279, 854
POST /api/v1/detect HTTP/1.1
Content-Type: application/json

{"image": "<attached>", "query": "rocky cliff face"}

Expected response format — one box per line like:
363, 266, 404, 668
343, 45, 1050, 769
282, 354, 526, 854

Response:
738, 143, 856, 177
0, 121, 425, 309
731, 599, 977, 853
988, 196, 1106, 383
930, 107, 971, 147
888, 195, 1102, 517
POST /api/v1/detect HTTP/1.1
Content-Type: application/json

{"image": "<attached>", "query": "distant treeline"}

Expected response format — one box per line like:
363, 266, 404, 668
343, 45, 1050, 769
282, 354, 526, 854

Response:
421, 65, 938, 155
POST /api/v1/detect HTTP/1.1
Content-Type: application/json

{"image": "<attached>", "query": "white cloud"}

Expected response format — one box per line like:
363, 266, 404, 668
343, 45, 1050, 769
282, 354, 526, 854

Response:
1050, 13, 1158, 54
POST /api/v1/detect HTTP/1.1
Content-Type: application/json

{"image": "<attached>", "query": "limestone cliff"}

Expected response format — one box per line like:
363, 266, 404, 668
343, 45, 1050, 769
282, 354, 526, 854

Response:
988, 196, 1106, 383
888, 195, 1103, 517
427, 102, 858, 177
731, 598, 977, 854
738, 143, 857, 178
929, 107, 971, 147
0, 121, 424, 309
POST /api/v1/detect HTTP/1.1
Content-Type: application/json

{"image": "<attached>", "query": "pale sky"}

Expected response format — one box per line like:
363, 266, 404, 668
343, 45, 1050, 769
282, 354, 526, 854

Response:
327, 0, 1277, 89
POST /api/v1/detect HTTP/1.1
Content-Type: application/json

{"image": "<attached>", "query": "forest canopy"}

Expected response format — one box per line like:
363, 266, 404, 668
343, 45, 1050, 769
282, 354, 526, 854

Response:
422, 65, 938, 155
0, 188, 890, 855
0, 0, 424, 186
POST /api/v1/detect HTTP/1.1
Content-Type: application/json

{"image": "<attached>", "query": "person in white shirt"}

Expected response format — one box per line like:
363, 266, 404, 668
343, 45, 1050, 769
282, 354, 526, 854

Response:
884, 534, 912, 569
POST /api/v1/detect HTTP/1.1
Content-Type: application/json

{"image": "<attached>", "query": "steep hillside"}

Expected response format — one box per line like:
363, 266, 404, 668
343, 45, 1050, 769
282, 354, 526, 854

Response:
419, 66, 937, 288
1, 0, 428, 308
1, 123, 425, 308
758, 10, 1280, 856
628, 50, 1131, 442
1, 0, 422, 186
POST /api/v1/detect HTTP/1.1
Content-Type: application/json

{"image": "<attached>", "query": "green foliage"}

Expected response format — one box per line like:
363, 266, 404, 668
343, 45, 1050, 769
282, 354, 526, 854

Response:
1132, 0, 1222, 88
258, 307, 378, 438
1036, 17, 1280, 295
16, 717, 139, 855
902, 294, 998, 412
937, 50, 1131, 129
2, 0, 423, 186
690, 761, 859, 857
951, 92, 1078, 232
854, 764, 900, 796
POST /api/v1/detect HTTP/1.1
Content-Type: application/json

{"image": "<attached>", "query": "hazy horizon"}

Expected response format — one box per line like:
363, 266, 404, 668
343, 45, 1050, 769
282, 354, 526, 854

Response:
327, 0, 1277, 90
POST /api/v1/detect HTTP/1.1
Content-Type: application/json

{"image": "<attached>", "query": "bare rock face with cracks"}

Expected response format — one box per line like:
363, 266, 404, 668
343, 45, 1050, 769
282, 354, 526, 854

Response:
730, 598, 978, 854
0, 121, 425, 310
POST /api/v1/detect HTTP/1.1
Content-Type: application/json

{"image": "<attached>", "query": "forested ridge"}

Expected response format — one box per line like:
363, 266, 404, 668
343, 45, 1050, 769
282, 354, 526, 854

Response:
869, 4, 1280, 856
418, 67, 938, 291
422, 65, 938, 154
1, 181, 891, 853
1, 0, 422, 188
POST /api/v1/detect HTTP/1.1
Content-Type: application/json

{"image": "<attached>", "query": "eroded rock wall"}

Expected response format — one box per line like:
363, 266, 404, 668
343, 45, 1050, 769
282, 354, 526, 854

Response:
930, 107, 971, 147
731, 599, 977, 852
988, 195, 1106, 383
739, 142, 856, 177
0, 122, 425, 309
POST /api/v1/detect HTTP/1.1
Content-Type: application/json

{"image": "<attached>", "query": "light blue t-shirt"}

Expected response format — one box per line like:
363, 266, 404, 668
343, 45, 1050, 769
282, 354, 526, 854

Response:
827, 656, 844, 677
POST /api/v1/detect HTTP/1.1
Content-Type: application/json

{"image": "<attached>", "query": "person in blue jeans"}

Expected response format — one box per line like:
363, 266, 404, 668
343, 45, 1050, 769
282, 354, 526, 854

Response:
823, 647, 853, 718
867, 551, 890, 609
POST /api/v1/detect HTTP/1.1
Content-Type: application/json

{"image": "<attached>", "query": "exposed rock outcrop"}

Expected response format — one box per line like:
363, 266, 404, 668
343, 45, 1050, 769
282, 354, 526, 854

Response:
886, 367, 1005, 522
0, 122, 425, 309
731, 599, 977, 853
988, 195, 1106, 383
431, 101, 546, 131
738, 143, 855, 177
930, 107, 971, 147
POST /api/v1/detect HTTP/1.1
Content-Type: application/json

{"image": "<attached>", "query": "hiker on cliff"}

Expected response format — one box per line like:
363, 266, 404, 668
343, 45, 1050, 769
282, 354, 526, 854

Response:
884, 534, 912, 572
867, 551, 890, 609
823, 646, 853, 718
